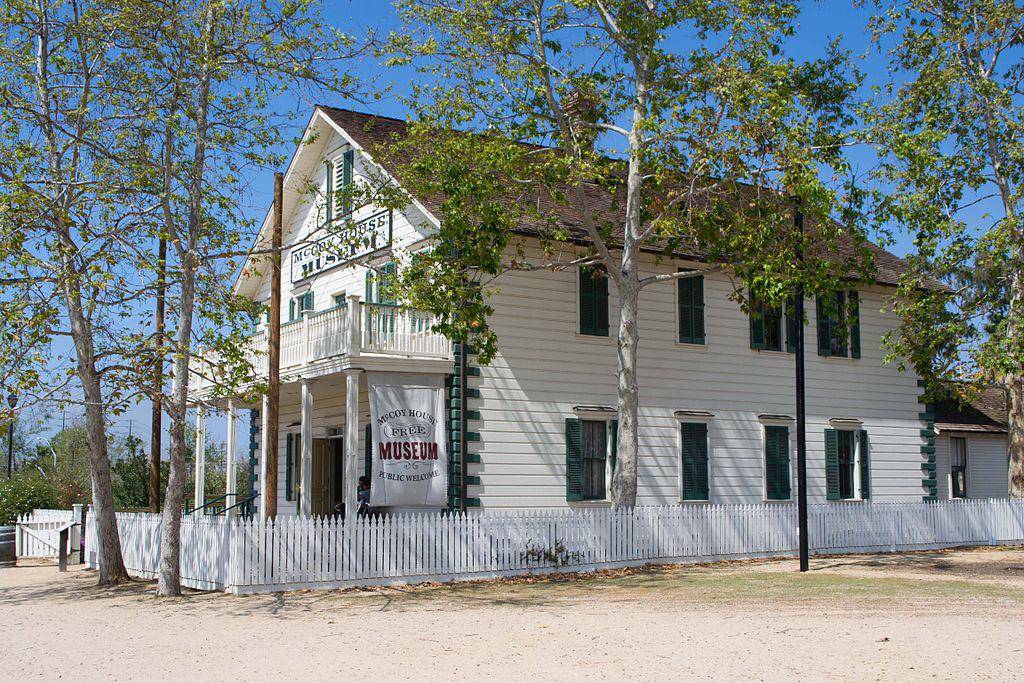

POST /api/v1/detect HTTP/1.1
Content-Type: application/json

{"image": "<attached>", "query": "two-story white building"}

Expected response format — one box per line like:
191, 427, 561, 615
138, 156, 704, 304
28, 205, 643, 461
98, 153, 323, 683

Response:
190, 106, 938, 517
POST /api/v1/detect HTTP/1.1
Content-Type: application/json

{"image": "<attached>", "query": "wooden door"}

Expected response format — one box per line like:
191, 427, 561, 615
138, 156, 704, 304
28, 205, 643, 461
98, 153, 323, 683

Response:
311, 439, 332, 516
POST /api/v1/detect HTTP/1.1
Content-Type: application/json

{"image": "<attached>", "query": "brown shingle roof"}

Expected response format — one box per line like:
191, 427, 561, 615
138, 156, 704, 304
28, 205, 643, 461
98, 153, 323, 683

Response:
934, 388, 1009, 434
319, 105, 923, 288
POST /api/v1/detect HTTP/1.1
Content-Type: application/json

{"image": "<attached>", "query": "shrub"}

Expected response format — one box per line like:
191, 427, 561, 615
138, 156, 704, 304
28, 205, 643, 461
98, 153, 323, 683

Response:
0, 473, 60, 525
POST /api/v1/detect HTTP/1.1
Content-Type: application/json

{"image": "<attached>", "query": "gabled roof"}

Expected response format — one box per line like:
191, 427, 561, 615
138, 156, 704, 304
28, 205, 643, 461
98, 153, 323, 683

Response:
934, 388, 1009, 434
317, 105, 926, 289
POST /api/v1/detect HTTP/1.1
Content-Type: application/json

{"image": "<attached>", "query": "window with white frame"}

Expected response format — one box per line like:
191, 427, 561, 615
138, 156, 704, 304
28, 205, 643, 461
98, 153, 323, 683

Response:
950, 436, 968, 499
565, 412, 617, 502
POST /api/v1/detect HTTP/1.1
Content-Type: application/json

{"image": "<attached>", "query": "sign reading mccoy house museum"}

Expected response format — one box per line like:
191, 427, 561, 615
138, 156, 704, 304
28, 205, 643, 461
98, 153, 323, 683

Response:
368, 371, 447, 508
290, 209, 392, 282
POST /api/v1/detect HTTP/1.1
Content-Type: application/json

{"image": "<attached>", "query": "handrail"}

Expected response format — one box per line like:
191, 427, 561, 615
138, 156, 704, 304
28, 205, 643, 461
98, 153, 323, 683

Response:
186, 493, 233, 516
218, 493, 258, 517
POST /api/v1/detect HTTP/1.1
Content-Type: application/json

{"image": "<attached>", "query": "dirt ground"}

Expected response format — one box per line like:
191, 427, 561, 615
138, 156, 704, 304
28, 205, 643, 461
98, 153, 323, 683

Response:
3, 548, 1024, 681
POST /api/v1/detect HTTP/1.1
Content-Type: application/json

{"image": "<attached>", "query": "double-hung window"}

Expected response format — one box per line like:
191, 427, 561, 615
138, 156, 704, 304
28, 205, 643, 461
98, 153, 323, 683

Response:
750, 301, 783, 351
288, 291, 314, 322
825, 426, 870, 500
565, 416, 617, 502
950, 437, 968, 499
816, 291, 861, 358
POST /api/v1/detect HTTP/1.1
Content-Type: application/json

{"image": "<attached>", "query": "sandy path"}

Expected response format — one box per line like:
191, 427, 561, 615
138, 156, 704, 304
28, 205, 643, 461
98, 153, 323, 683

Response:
2, 550, 1023, 681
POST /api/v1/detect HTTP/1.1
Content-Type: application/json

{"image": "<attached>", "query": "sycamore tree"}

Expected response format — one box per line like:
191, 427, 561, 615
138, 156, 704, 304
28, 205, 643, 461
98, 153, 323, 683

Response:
383, 0, 871, 507
110, 0, 362, 596
0, 0, 156, 584
868, 0, 1024, 496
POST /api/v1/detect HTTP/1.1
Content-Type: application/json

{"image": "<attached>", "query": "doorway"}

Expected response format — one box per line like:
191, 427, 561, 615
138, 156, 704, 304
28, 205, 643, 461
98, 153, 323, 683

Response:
310, 438, 346, 516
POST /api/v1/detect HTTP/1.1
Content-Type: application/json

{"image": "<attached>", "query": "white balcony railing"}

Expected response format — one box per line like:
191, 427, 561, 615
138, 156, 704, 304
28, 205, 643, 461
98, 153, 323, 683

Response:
189, 300, 450, 397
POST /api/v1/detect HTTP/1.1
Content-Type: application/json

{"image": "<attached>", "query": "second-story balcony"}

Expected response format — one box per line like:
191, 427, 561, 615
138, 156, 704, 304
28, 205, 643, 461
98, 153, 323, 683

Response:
189, 297, 452, 401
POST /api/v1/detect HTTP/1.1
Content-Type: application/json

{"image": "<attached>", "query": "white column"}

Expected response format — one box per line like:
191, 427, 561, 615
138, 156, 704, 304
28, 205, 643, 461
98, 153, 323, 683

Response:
259, 394, 269, 522
344, 369, 361, 518
193, 407, 206, 511
300, 379, 313, 517
225, 400, 237, 517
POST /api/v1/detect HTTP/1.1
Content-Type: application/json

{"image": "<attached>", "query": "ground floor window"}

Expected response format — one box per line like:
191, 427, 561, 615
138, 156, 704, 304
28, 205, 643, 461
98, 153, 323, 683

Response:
764, 425, 791, 500
680, 422, 709, 501
826, 427, 870, 501
565, 416, 617, 502
950, 437, 968, 499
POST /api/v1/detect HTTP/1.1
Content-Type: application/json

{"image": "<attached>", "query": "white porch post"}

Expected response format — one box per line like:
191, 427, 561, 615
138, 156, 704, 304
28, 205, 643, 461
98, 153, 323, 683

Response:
193, 407, 206, 511
344, 369, 361, 518
300, 379, 313, 517
259, 394, 269, 522
225, 400, 237, 517
347, 293, 361, 357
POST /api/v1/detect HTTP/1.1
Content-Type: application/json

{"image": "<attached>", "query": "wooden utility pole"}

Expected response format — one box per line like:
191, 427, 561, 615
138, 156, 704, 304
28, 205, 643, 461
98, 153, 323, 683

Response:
265, 172, 283, 518
149, 236, 167, 513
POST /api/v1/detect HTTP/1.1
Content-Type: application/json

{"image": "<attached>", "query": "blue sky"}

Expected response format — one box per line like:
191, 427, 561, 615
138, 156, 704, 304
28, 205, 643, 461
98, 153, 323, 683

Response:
38, 0, 920, 449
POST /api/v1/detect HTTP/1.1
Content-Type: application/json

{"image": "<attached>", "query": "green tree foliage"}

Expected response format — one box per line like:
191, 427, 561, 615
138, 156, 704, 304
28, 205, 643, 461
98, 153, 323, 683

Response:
0, 473, 59, 525
867, 0, 1024, 495
384, 0, 870, 506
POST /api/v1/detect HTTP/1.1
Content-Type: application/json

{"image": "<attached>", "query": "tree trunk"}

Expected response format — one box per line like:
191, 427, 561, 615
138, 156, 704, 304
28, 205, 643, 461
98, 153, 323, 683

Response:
62, 265, 128, 584
1008, 376, 1024, 497
157, 265, 196, 596
80, 367, 129, 584
610, 274, 641, 508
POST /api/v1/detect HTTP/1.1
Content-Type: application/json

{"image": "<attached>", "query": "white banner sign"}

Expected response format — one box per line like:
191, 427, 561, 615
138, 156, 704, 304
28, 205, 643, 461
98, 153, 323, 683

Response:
368, 372, 448, 508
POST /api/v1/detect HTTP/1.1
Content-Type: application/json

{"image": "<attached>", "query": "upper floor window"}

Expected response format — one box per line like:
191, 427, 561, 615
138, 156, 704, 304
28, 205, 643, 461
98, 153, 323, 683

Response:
817, 291, 861, 358
325, 149, 355, 224
750, 296, 801, 353
579, 266, 609, 337
677, 272, 705, 345
288, 291, 314, 322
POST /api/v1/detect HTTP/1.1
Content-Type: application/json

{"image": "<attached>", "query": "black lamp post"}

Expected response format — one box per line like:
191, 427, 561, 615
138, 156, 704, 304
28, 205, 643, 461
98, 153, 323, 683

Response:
793, 200, 809, 572
6, 393, 17, 478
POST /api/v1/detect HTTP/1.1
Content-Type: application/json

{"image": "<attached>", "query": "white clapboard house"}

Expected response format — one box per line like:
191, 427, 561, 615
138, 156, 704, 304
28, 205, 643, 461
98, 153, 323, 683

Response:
189, 106, 941, 518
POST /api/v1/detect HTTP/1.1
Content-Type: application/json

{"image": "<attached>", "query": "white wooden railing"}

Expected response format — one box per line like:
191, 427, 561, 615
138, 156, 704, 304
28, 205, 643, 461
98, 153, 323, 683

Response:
82, 499, 1024, 594
190, 301, 450, 396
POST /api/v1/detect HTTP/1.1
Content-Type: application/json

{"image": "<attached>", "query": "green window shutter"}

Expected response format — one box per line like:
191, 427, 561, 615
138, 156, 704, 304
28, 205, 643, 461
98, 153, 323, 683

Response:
678, 274, 705, 344
595, 270, 609, 336
288, 298, 296, 322
285, 434, 294, 501
785, 296, 799, 353
565, 417, 584, 501
579, 267, 608, 336
610, 419, 618, 477
365, 268, 375, 303
859, 429, 870, 499
341, 149, 354, 216
832, 291, 848, 357
824, 428, 840, 500
749, 303, 765, 350
681, 423, 709, 501
324, 160, 333, 224
302, 291, 314, 313
765, 426, 790, 500
364, 423, 372, 478
849, 291, 861, 359
816, 297, 831, 357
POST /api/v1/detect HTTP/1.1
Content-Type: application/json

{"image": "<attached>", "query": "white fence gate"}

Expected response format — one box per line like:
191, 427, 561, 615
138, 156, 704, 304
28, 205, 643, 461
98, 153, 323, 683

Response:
75, 499, 1024, 594
15, 509, 77, 559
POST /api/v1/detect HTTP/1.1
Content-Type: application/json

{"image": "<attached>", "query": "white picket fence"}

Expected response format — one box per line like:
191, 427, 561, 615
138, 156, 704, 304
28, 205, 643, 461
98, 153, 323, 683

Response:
78, 499, 1024, 594
15, 509, 77, 559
